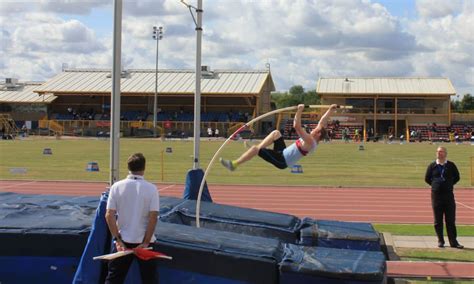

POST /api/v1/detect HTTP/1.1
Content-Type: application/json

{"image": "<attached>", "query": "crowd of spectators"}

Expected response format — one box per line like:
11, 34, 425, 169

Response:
55, 108, 252, 123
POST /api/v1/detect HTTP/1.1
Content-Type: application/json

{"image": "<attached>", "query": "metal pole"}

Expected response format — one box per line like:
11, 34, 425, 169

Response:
110, 0, 122, 185
161, 150, 164, 181
153, 31, 158, 137
152, 26, 163, 138
193, 0, 203, 169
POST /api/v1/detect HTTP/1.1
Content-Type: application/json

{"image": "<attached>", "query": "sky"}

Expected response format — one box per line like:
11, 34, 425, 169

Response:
0, 0, 472, 98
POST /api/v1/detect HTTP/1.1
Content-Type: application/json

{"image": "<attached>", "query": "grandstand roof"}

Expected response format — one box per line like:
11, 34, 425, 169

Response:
317, 78, 456, 96
34, 69, 275, 96
0, 82, 56, 104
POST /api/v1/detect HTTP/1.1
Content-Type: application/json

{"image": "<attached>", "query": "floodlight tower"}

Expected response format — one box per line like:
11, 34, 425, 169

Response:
181, 0, 203, 169
152, 26, 163, 137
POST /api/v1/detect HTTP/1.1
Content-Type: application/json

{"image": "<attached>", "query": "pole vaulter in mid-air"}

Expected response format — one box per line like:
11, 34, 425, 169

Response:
220, 104, 339, 171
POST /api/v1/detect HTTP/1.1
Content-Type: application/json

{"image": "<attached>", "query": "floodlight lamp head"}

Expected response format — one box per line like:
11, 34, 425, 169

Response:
180, 0, 189, 8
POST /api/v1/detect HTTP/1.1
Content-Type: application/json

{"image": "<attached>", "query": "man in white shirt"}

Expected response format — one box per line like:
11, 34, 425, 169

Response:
207, 126, 213, 137
105, 153, 160, 283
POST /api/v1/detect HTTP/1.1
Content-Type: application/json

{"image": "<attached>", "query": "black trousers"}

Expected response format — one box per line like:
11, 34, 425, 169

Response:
431, 191, 458, 246
258, 137, 288, 169
105, 242, 159, 284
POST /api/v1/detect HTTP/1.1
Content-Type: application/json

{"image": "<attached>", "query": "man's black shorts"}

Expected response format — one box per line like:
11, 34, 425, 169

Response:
258, 137, 288, 169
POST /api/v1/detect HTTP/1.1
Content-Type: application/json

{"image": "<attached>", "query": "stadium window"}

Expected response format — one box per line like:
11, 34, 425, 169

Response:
345, 99, 374, 113
397, 99, 423, 114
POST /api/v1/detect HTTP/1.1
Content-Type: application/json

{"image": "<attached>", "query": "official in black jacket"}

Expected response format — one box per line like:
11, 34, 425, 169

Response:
425, 146, 462, 249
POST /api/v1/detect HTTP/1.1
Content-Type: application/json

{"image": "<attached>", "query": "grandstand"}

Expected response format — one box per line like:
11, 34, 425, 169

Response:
316, 77, 473, 141
0, 80, 57, 136
1, 74, 472, 140
0, 80, 55, 126
31, 68, 275, 137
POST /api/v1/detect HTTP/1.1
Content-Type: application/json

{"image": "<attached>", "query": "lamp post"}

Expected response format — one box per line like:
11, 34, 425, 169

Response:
152, 26, 163, 137
181, 0, 202, 169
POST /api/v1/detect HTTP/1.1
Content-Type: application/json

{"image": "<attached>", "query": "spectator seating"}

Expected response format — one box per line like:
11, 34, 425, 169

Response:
121, 111, 148, 121
52, 113, 75, 120
330, 124, 363, 140
51, 110, 251, 123
282, 119, 352, 140
450, 123, 473, 141
408, 125, 450, 142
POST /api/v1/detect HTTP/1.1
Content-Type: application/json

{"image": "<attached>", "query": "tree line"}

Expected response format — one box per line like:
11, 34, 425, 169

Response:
451, 94, 473, 113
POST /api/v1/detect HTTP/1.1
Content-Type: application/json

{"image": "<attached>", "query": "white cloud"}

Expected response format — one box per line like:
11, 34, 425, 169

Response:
0, 0, 109, 15
12, 17, 104, 53
1, 11, 107, 80
409, 0, 473, 95
415, 0, 463, 19
0, 0, 472, 96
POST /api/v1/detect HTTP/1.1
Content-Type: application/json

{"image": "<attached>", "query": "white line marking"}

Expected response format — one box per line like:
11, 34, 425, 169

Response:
158, 184, 176, 192
456, 201, 474, 210
0, 181, 36, 190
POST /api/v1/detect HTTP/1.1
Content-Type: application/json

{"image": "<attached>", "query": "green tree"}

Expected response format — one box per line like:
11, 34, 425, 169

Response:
303, 90, 321, 106
451, 100, 461, 112
271, 85, 321, 108
452, 93, 473, 113
289, 85, 304, 96
271, 92, 297, 108
460, 93, 473, 112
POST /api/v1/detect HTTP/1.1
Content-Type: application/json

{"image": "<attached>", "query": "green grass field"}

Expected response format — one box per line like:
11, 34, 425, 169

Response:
2, 137, 473, 262
397, 247, 474, 262
1, 137, 473, 187
374, 224, 474, 236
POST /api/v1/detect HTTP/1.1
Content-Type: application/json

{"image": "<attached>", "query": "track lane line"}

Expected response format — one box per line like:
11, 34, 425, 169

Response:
0, 180, 37, 190
456, 201, 474, 210
158, 184, 176, 193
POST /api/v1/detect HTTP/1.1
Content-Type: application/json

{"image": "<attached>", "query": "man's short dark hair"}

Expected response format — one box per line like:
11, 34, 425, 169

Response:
128, 153, 146, 172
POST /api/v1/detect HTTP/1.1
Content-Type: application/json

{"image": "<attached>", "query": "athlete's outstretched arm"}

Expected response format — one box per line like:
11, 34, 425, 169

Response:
294, 104, 312, 141
315, 104, 337, 131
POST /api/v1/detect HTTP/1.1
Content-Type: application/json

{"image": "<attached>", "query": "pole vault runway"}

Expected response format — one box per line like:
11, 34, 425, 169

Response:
1, 180, 472, 224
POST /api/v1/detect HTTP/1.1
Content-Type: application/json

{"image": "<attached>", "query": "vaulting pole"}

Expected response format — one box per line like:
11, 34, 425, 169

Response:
195, 104, 352, 227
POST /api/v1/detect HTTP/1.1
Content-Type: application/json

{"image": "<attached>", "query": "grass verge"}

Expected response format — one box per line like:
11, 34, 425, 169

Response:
374, 224, 474, 236
397, 248, 474, 262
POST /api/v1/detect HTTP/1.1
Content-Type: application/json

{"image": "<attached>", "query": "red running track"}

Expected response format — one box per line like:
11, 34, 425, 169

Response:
387, 261, 474, 279
1, 180, 473, 224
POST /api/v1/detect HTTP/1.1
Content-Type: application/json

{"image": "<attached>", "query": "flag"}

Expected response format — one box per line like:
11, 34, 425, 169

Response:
133, 248, 172, 261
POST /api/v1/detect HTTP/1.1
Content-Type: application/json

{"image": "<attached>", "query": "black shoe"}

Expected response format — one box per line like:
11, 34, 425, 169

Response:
438, 242, 445, 248
450, 244, 464, 249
